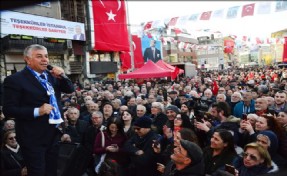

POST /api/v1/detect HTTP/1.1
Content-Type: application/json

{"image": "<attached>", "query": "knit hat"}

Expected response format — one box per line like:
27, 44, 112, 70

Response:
166, 105, 180, 114
257, 130, 278, 153
133, 117, 152, 128
180, 140, 203, 165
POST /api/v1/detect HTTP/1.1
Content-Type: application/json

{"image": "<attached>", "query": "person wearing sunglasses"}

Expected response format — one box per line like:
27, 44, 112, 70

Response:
233, 142, 273, 176
1, 130, 27, 176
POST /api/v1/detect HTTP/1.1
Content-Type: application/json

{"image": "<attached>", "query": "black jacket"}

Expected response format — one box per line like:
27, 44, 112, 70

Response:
0, 146, 25, 176
163, 160, 205, 176
124, 130, 161, 176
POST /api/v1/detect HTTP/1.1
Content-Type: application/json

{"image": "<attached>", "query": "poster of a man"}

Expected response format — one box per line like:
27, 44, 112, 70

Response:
143, 39, 161, 63
73, 25, 85, 41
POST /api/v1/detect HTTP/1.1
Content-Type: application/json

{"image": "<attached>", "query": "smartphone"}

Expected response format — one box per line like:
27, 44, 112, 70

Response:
242, 113, 247, 120
225, 164, 236, 175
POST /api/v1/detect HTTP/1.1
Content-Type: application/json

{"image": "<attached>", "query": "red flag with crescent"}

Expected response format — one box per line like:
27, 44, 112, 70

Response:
120, 35, 144, 70
283, 37, 287, 62
242, 3, 255, 17
200, 11, 212, 20
92, 0, 129, 51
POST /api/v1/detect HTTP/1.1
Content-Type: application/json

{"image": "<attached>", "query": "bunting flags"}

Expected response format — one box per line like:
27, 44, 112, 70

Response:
151, 20, 165, 29
168, 17, 179, 27
176, 15, 189, 27
275, 1, 287, 12
242, 3, 255, 17
144, 21, 153, 30
200, 11, 212, 20
257, 2, 271, 14
188, 13, 199, 21
226, 6, 240, 19
212, 9, 224, 19
92, 0, 129, 51
256, 37, 263, 44
242, 36, 247, 42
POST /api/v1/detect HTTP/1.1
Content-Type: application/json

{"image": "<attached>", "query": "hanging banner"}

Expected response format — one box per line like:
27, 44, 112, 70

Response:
283, 37, 287, 62
0, 10, 85, 41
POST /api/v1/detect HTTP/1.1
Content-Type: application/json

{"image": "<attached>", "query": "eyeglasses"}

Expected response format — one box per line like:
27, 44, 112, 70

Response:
151, 106, 159, 108
243, 152, 258, 161
8, 136, 16, 140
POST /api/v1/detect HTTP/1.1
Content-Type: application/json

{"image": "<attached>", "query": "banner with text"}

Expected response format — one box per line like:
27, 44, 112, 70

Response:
0, 10, 86, 41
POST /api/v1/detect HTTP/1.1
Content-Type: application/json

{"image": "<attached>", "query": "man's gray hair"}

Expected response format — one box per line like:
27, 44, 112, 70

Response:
136, 104, 146, 113
92, 111, 103, 118
152, 102, 164, 112
24, 44, 47, 57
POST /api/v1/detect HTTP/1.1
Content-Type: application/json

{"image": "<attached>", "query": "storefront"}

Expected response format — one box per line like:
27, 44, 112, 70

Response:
0, 10, 85, 81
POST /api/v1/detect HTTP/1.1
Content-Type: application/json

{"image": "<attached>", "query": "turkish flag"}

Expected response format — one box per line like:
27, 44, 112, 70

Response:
224, 39, 235, 53
171, 66, 179, 80
242, 3, 255, 17
242, 36, 247, 42
200, 11, 212, 20
256, 37, 263, 44
144, 21, 153, 30
283, 37, 287, 62
168, 17, 179, 27
120, 35, 144, 70
92, 0, 129, 51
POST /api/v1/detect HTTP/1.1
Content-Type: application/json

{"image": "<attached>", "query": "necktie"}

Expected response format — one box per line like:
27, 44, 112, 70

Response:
153, 48, 155, 59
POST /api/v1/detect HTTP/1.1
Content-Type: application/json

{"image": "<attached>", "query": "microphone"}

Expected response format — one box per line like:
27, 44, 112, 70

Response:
47, 65, 68, 79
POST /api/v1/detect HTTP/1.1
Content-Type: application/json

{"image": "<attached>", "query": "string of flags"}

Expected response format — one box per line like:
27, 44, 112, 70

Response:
143, 1, 287, 30
140, 1, 287, 51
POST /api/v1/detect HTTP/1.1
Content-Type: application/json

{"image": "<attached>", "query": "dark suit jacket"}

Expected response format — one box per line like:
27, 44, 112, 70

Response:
143, 47, 161, 63
3, 67, 74, 149
73, 33, 85, 41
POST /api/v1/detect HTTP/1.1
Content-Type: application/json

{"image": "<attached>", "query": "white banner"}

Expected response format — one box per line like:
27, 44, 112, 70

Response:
0, 10, 86, 41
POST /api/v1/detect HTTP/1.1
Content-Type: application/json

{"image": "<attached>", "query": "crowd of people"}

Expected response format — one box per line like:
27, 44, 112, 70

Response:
1, 65, 287, 176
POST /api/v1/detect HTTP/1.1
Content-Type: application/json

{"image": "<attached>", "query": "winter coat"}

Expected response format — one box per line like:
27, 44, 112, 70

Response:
0, 146, 25, 176
233, 100, 256, 118
203, 147, 238, 175
233, 157, 271, 176
124, 130, 161, 176
163, 160, 205, 176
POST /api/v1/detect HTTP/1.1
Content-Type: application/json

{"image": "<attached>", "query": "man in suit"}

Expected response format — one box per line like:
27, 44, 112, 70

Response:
143, 40, 161, 63
73, 25, 85, 41
3, 44, 74, 176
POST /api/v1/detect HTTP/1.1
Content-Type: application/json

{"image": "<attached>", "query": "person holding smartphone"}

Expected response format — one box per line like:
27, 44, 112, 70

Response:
93, 117, 128, 176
